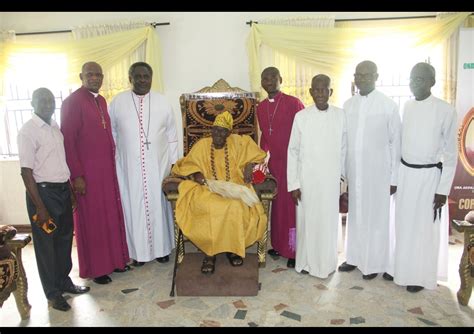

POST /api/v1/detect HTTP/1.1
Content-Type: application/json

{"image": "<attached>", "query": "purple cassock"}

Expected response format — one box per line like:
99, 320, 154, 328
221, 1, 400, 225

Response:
256, 91, 305, 259
61, 86, 129, 279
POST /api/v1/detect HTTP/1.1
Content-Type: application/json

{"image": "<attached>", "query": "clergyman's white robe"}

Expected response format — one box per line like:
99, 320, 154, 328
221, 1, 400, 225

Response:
394, 95, 457, 289
287, 105, 347, 278
343, 89, 401, 275
110, 90, 178, 262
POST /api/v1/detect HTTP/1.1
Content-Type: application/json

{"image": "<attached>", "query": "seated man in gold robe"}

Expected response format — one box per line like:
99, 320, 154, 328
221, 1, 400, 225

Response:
172, 111, 268, 274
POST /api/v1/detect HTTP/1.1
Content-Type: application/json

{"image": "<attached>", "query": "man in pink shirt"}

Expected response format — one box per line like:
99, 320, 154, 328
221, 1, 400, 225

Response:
18, 87, 90, 312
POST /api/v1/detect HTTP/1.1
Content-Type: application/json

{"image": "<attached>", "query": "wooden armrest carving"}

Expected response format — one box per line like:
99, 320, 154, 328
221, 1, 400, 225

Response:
254, 174, 278, 199
162, 175, 188, 195
0, 225, 17, 247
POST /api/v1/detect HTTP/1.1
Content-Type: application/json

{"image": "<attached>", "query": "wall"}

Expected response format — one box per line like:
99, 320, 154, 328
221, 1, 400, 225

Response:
0, 12, 437, 225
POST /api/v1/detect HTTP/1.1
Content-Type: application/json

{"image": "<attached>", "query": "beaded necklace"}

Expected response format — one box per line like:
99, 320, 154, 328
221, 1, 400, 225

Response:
210, 143, 230, 181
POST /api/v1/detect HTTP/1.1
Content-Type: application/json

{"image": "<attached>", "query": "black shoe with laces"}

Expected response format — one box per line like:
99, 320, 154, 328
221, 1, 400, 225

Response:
50, 295, 71, 312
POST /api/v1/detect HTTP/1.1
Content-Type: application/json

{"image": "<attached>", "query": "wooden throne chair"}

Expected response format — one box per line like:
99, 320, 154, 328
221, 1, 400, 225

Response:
0, 225, 32, 320
162, 79, 277, 296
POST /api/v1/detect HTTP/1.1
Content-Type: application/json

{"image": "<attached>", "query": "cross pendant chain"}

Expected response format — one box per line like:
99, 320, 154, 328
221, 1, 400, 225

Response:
144, 140, 151, 150
132, 92, 152, 152
95, 98, 107, 129
267, 96, 282, 136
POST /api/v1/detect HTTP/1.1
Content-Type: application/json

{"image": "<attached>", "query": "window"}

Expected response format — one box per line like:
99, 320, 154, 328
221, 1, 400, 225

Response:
1, 52, 77, 157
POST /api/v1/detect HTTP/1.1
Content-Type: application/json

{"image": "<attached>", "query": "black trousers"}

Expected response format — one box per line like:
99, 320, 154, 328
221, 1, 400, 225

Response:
26, 182, 74, 300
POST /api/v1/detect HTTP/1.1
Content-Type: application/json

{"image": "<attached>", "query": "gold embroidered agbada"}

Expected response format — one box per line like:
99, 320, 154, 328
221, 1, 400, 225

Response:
172, 134, 267, 258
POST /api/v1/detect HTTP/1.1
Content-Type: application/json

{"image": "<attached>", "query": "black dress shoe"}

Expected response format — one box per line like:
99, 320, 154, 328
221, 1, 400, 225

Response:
50, 295, 71, 312
382, 272, 394, 281
362, 273, 378, 280
93, 275, 112, 284
268, 249, 280, 257
407, 285, 424, 293
286, 258, 295, 268
132, 260, 145, 267
156, 255, 169, 263
114, 265, 131, 273
63, 284, 90, 294
338, 262, 357, 272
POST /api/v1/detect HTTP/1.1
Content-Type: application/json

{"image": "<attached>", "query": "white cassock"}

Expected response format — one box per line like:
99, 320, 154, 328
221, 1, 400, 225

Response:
343, 89, 401, 275
287, 105, 347, 278
394, 95, 457, 289
110, 90, 178, 262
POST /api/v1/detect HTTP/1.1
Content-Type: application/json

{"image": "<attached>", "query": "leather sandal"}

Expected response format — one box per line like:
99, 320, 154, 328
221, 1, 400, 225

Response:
201, 255, 216, 274
226, 252, 243, 266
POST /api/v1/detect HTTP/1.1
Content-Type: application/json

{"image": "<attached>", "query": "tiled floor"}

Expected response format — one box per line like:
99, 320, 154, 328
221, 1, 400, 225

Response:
1, 229, 473, 327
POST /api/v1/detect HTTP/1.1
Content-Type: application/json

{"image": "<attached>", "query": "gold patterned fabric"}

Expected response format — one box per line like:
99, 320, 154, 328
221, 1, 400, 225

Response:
213, 111, 233, 130
172, 134, 267, 258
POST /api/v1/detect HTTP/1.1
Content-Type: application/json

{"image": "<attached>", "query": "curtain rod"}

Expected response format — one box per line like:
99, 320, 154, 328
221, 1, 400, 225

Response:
246, 14, 474, 25
15, 22, 170, 36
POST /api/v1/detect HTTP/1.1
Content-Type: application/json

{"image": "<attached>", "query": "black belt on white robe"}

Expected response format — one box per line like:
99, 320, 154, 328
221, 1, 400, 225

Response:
400, 158, 443, 222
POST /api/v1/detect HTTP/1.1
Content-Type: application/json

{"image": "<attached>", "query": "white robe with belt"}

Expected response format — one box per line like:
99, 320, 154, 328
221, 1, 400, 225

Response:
343, 89, 401, 275
287, 105, 347, 278
110, 90, 178, 262
394, 95, 457, 289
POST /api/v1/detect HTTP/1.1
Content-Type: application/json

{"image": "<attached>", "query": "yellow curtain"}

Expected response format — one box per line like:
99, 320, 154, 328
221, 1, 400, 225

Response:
247, 12, 470, 105
0, 26, 163, 101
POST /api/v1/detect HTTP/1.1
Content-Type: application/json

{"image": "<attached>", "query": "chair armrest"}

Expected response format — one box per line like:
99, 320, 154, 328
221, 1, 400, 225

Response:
162, 176, 188, 196
0, 225, 17, 247
253, 174, 278, 199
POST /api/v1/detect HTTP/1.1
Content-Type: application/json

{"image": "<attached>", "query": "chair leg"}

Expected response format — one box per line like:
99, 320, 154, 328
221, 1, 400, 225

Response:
12, 247, 31, 320
257, 228, 268, 268
170, 229, 183, 297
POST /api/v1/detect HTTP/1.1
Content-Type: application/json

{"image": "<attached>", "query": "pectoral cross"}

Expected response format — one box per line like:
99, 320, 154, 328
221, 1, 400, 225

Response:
144, 140, 151, 150
101, 119, 107, 129
269, 126, 273, 135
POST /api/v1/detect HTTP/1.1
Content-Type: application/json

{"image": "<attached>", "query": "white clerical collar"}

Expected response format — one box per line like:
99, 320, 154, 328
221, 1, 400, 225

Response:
268, 92, 282, 103
88, 91, 99, 98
